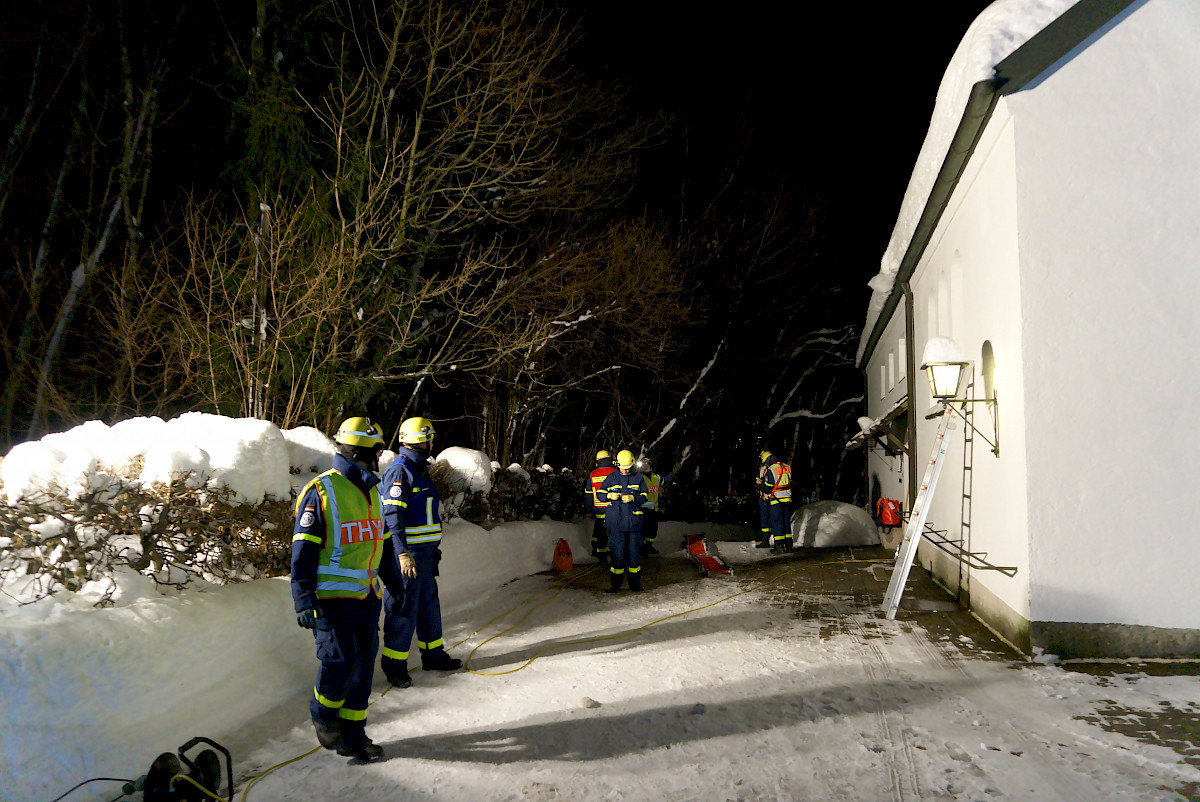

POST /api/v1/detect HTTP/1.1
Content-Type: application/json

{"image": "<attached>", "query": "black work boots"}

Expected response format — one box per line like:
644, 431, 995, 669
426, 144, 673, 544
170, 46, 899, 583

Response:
385, 667, 412, 688
421, 650, 462, 672
314, 719, 344, 750
337, 734, 384, 761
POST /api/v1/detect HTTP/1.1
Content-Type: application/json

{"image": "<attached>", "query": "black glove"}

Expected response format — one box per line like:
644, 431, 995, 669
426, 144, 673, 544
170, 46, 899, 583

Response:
433, 547, 442, 577
297, 603, 323, 629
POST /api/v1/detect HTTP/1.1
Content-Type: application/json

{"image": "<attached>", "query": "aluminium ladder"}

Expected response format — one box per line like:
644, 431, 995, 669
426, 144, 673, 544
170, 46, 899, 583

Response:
881, 403, 955, 620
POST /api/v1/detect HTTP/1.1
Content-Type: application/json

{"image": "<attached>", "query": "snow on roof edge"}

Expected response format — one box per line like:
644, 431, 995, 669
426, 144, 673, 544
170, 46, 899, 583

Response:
855, 0, 1080, 364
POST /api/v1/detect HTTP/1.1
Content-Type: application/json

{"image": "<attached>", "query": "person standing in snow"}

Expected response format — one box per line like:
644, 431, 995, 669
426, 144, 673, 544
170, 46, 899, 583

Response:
758, 450, 794, 553
599, 449, 649, 592
291, 416, 400, 762
636, 456, 663, 555
586, 450, 617, 563
379, 416, 462, 688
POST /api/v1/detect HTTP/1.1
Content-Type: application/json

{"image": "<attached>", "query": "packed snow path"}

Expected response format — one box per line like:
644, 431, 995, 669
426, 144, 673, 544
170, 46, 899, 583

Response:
232, 544, 1198, 801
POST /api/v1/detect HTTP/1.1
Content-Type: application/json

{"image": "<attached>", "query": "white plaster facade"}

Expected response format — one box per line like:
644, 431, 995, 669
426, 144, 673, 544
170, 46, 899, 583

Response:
861, 0, 1200, 653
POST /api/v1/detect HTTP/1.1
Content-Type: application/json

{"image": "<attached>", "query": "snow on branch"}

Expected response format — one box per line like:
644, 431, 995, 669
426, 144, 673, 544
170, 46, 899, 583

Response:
769, 395, 864, 429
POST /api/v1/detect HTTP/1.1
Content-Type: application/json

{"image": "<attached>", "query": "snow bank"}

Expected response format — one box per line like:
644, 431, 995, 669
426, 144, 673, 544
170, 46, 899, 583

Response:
791, 501, 881, 548
1, 413, 315, 506
0, 575, 312, 802
0, 518, 592, 802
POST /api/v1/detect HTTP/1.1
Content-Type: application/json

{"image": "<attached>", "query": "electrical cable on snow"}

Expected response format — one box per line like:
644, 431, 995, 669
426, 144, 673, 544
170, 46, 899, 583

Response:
458, 552, 892, 676
238, 551, 890, 797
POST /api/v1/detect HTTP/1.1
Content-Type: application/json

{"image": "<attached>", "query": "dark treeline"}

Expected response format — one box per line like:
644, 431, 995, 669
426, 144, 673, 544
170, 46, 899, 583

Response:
0, 0, 866, 515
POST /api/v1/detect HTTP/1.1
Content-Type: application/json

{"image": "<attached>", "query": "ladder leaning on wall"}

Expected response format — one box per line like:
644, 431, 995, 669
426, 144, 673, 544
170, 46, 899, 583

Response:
881, 403, 955, 620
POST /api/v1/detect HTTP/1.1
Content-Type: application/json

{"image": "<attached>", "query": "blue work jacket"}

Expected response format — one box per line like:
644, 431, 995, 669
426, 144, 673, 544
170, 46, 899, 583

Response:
381, 445, 443, 553
598, 469, 648, 532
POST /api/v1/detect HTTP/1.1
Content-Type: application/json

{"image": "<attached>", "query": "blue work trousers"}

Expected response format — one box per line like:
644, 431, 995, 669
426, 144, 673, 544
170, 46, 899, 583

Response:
758, 498, 771, 545
309, 595, 381, 740
641, 510, 658, 546
382, 543, 445, 673
769, 500, 793, 551
607, 528, 644, 589
591, 516, 609, 557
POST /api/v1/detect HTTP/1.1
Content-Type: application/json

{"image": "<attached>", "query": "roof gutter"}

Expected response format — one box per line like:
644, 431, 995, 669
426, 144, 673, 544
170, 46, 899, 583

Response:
857, 0, 1141, 368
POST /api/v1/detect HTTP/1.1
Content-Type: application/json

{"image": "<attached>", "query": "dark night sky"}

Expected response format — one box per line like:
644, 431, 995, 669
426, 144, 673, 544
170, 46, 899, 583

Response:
566, 1, 997, 290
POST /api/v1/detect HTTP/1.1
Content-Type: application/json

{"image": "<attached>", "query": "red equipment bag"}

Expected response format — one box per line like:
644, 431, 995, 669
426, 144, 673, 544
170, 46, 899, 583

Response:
552, 538, 574, 572
877, 498, 901, 527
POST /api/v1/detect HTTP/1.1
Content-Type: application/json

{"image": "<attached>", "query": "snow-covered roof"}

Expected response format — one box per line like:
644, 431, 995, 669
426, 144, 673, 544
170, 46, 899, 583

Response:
856, 0, 1078, 363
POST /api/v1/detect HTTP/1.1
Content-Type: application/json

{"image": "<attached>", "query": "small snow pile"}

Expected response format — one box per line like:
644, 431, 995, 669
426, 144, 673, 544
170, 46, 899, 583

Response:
857, 416, 875, 432
920, 335, 969, 365
791, 501, 881, 548
434, 447, 494, 494
507, 463, 531, 481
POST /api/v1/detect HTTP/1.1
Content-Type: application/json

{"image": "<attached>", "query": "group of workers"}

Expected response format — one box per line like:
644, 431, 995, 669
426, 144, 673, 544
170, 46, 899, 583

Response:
585, 449, 665, 594
289, 414, 786, 763
290, 415, 459, 762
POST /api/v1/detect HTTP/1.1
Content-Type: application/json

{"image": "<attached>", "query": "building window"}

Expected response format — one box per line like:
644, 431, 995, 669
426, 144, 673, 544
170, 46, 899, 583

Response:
888, 352, 896, 391
880, 364, 887, 400
898, 337, 906, 382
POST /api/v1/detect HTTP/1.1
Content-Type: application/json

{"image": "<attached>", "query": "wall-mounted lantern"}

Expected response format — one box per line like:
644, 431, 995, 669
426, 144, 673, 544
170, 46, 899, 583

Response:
920, 337, 999, 456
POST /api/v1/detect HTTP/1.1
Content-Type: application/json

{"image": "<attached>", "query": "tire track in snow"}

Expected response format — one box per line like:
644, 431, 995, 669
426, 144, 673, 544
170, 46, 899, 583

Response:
901, 617, 1101, 801
810, 592, 921, 802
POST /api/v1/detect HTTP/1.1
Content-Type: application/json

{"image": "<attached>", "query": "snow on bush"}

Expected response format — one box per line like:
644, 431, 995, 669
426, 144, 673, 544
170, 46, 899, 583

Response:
791, 500, 881, 548
0, 415, 588, 605
434, 446, 494, 494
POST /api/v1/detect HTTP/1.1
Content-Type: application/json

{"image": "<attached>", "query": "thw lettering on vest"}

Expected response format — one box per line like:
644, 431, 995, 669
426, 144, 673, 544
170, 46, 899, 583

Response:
340, 519, 385, 544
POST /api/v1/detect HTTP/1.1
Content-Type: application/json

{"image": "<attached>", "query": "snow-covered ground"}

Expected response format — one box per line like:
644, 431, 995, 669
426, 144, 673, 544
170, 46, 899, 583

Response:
8, 519, 1200, 802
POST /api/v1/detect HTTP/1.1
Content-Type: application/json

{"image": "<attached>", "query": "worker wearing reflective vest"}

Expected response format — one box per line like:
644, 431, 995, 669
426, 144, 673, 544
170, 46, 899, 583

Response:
757, 450, 793, 553
586, 450, 617, 562
291, 416, 402, 762
637, 456, 663, 555
379, 416, 461, 689
599, 450, 649, 592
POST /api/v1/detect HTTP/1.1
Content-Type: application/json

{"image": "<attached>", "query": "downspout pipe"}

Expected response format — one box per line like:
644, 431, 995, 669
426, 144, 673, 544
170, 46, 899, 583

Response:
902, 282, 918, 511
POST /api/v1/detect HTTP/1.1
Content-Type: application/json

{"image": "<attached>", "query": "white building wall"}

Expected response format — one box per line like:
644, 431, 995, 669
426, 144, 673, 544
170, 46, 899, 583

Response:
864, 308, 908, 510
908, 104, 1032, 628
1009, 0, 1200, 629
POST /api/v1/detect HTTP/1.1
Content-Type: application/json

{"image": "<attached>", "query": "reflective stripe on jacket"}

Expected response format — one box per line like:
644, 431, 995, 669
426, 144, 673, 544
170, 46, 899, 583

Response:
381, 446, 443, 550
294, 468, 386, 600
598, 470, 648, 531
763, 458, 792, 502
642, 472, 662, 510
588, 461, 616, 516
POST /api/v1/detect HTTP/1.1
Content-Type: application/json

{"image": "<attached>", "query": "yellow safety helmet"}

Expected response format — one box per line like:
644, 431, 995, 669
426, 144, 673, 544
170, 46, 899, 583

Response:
760, 450, 773, 463
616, 449, 636, 469
596, 450, 610, 460
399, 416, 436, 444
336, 416, 384, 448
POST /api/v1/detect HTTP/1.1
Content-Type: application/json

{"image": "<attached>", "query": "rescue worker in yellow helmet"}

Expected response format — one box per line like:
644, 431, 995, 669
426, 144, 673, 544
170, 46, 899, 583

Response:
636, 456, 664, 555
379, 416, 461, 688
755, 449, 773, 549
598, 449, 649, 592
585, 449, 617, 563
758, 449, 794, 553
291, 416, 402, 761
